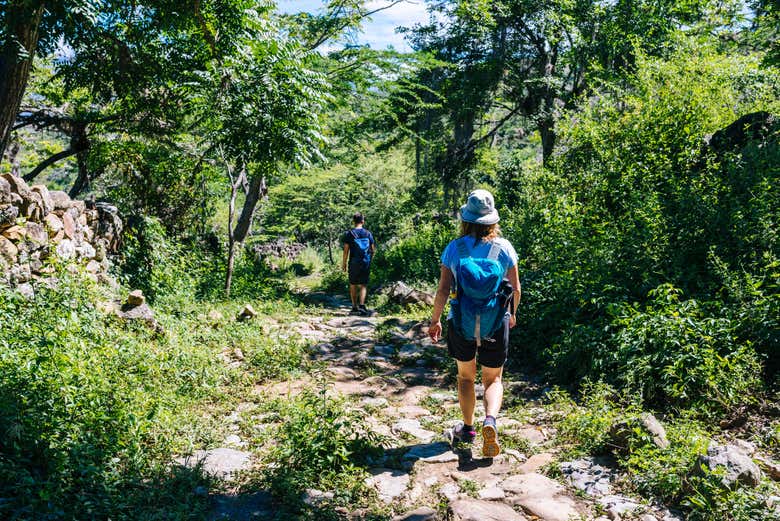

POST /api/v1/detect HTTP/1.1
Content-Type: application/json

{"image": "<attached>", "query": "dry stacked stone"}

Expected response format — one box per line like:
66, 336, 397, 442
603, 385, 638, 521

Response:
0, 173, 123, 291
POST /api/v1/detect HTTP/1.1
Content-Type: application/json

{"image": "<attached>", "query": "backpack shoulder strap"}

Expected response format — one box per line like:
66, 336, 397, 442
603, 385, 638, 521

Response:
455, 237, 470, 259
487, 241, 501, 261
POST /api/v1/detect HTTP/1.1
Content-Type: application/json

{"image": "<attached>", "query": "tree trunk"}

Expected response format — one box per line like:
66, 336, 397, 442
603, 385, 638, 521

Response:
69, 150, 91, 197
0, 4, 44, 159
539, 120, 556, 166
232, 174, 267, 243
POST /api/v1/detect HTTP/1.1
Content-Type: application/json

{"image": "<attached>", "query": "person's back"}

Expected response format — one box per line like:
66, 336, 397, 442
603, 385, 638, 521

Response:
341, 212, 376, 316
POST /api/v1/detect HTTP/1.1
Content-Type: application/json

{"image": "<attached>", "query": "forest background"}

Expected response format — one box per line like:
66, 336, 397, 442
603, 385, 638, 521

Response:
0, 0, 778, 519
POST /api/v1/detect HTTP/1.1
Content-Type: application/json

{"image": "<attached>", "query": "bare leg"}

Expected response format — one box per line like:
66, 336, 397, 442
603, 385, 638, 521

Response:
359, 285, 367, 306
456, 359, 477, 425
481, 365, 504, 418
349, 284, 358, 307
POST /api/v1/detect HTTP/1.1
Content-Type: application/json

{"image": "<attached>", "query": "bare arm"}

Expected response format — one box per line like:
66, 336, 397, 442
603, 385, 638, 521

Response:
428, 265, 454, 342
342, 243, 349, 271
506, 265, 521, 328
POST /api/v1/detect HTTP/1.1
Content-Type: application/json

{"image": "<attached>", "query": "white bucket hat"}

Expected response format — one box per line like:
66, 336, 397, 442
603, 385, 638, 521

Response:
459, 189, 500, 225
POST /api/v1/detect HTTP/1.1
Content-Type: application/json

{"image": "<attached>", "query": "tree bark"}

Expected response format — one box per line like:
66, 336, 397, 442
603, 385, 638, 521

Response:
69, 150, 91, 197
24, 148, 78, 182
0, 4, 45, 159
539, 120, 556, 166
232, 174, 267, 243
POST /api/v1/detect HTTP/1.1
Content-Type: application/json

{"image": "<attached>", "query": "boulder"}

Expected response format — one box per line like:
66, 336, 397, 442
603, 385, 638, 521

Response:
2, 225, 26, 242
95, 202, 122, 252
178, 448, 252, 481
696, 444, 762, 488
609, 413, 669, 451
0, 205, 19, 230
62, 211, 76, 239
44, 213, 63, 236
364, 468, 410, 503
56, 239, 76, 260
0, 236, 18, 263
50, 190, 72, 211
31, 185, 53, 214
501, 473, 579, 521
0, 177, 12, 205
25, 222, 48, 248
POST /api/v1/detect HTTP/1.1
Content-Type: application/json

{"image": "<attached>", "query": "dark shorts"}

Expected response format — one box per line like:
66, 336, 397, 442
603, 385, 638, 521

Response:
348, 261, 370, 285
446, 315, 509, 368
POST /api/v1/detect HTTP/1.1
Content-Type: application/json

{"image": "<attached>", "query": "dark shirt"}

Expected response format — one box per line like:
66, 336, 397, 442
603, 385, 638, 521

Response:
342, 227, 375, 263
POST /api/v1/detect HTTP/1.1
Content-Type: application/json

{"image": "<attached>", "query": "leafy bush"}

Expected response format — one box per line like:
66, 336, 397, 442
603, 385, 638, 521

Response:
265, 389, 382, 506
0, 271, 222, 519
500, 44, 779, 407
372, 221, 453, 283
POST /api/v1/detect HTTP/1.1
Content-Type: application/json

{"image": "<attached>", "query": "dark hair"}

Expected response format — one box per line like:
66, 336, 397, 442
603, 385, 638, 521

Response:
459, 221, 500, 246
352, 212, 364, 225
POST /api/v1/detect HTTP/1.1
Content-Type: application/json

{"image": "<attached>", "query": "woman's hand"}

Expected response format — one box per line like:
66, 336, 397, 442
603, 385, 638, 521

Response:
428, 320, 442, 342
509, 314, 516, 329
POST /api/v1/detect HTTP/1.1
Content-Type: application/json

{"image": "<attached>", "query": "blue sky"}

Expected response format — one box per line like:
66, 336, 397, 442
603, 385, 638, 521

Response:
277, 0, 430, 52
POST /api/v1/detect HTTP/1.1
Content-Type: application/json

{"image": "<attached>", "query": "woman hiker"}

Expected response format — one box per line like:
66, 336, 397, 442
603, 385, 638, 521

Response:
342, 212, 376, 316
428, 189, 521, 457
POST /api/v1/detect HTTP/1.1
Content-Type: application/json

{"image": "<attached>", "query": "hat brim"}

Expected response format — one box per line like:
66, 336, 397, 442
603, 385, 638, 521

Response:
460, 206, 500, 225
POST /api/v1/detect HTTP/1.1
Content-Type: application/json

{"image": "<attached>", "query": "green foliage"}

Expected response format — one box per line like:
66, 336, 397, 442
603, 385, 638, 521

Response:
372, 221, 454, 283
264, 389, 382, 507
0, 271, 222, 519
501, 45, 779, 409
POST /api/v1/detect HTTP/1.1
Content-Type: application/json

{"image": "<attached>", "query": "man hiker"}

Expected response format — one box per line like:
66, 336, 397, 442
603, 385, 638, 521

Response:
342, 212, 376, 316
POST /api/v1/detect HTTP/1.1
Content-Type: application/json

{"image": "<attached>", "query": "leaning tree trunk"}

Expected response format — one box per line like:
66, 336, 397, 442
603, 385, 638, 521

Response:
0, 4, 44, 159
225, 172, 267, 296
539, 120, 556, 167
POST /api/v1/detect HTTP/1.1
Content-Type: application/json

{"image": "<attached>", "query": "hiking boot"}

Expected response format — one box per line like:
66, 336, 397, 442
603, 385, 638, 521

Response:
482, 416, 501, 458
358, 305, 373, 316
449, 422, 476, 445
349, 306, 361, 316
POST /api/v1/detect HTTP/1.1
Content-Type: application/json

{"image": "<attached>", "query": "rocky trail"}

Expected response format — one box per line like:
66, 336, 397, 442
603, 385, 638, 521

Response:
182, 293, 688, 521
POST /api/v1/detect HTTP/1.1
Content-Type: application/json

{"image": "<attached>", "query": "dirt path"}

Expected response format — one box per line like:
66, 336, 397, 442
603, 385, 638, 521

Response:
193, 293, 682, 521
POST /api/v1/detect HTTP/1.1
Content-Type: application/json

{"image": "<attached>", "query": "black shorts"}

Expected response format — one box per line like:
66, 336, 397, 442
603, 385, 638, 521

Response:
446, 315, 509, 368
348, 261, 370, 285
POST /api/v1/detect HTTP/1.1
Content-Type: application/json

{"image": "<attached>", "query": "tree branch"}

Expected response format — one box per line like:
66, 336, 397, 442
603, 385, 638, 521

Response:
307, 0, 409, 51
23, 148, 79, 182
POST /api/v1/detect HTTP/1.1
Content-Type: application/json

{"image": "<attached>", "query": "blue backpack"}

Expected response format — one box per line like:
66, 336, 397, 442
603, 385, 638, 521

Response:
349, 229, 372, 264
451, 238, 506, 344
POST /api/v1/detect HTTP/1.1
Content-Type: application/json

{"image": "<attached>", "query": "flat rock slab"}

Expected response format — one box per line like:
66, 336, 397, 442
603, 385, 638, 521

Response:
398, 405, 432, 418
501, 472, 580, 521
209, 491, 273, 520
392, 507, 437, 521
449, 499, 527, 521
517, 452, 554, 473
365, 468, 410, 502
325, 317, 377, 329
404, 442, 455, 462
393, 419, 435, 441
180, 448, 252, 480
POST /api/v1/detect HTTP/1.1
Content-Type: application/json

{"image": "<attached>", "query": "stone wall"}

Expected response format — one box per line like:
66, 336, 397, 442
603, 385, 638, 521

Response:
0, 173, 122, 294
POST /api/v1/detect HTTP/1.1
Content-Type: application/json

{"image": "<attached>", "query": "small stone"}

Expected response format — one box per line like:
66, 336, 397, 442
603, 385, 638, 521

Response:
224, 434, 243, 447
15, 283, 34, 299
233, 348, 245, 360
0, 205, 18, 230
439, 482, 460, 501
127, 290, 145, 307
44, 213, 63, 236
178, 448, 252, 480
237, 304, 256, 321
301, 488, 334, 506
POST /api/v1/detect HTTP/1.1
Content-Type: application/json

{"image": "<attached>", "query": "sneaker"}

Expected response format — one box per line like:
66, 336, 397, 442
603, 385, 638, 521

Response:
358, 305, 373, 316
449, 422, 476, 445
482, 416, 501, 458
349, 307, 360, 315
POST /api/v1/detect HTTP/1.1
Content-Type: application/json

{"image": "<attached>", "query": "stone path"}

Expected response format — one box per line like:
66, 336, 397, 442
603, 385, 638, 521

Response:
183, 292, 682, 521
